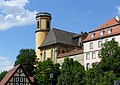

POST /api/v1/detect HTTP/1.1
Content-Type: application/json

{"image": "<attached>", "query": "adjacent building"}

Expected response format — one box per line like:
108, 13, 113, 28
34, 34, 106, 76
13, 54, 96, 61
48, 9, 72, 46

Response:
0, 64, 34, 85
83, 16, 120, 70
57, 48, 84, 65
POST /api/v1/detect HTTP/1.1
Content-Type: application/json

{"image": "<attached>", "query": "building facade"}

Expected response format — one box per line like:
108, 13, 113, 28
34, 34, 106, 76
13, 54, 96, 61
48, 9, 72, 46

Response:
57, 49, 84, 65
83, 16, 120, 70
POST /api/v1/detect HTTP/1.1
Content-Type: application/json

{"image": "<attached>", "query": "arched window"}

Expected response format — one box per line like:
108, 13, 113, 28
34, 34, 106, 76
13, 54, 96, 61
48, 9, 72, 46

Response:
37, 21, 39, 28
44, 51, 46, 61
47, 20, 50, 28
51, 50, 53, 61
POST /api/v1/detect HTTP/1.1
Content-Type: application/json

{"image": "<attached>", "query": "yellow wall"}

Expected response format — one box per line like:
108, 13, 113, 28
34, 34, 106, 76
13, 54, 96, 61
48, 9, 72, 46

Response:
36, 32, 47, 59
40, 44, 77, 63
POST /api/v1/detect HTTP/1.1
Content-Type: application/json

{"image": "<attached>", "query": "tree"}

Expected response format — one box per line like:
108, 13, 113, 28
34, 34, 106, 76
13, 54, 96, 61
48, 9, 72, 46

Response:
14, 49, 36, 76
34, 58, 60, 85
57, 58, 85, 85
0, 71, 7, 81
85, 39, 120, 85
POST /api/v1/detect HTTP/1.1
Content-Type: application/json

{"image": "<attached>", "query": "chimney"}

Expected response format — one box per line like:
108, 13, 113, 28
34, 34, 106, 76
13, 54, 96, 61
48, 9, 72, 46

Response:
115, 16, 120, 22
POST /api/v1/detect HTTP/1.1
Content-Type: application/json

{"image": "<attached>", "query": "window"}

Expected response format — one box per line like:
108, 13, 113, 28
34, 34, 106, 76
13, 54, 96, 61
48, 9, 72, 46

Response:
86, 53, 90, 60
86, 63, 90, 70
44, 52, 46, 61
51, 50, 53, 61
92, 52, 96, 59
91, 33, 94, 38
16, 77, 19, 82
62, 50, 65, 53
98, 41, 102, 48
20, 77, 23, 82
108, 27, 112, 34
47, 20, 50, 28
100, 30, 104, 36
37, 21, 39, 28
105, 39, 108, 43
90, 42, 93, 49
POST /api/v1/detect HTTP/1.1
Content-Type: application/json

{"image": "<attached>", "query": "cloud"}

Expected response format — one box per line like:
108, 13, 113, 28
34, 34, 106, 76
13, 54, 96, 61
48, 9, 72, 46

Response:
0, 0, 38, 30
116, 6, 120, 15
0, 56, 14, 72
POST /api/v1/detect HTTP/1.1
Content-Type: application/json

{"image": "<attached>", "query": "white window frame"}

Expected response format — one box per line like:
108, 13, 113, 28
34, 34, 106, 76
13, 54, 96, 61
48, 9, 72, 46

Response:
92, 52, 96, 59
86, 53, 90, 60
98, 41, 102, 48
90, 42, 93, 49
105, 39, 108, 43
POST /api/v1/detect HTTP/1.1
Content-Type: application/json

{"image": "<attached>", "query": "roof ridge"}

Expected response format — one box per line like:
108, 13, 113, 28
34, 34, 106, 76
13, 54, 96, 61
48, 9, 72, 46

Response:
52, 28, 78, 35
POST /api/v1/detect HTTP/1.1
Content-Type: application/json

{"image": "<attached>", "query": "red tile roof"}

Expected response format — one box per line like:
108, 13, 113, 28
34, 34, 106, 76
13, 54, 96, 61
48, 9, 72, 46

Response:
58, 48, 83, 58
83, 18, 120, 42
0, 65, 20, 85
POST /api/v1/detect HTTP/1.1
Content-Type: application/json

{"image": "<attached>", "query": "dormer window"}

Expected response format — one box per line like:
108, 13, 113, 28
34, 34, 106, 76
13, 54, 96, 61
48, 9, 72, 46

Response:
91, 33, 94, 38
108, 27, 112, 34
100, 30, 104, 36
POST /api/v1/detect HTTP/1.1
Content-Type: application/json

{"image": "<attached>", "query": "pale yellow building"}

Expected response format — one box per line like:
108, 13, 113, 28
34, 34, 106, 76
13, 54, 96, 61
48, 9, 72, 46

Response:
35, 12, 87, 63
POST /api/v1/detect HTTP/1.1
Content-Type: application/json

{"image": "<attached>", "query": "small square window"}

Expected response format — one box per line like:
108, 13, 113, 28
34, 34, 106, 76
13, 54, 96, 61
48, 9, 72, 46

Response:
105, 39, 108, 43
92, 52, 96, 59
86, 53, 90, 60
100, 30, 104, 36
90, 42, 93, 49
98, 41, 102, 48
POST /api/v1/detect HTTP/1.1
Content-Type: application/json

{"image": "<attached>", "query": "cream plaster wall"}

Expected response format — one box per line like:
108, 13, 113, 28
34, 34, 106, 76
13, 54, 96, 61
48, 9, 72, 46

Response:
57, 53, 84, 66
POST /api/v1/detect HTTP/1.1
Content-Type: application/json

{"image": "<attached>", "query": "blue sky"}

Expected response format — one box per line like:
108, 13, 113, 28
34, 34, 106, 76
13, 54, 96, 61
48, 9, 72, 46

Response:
0, 0, 120, 72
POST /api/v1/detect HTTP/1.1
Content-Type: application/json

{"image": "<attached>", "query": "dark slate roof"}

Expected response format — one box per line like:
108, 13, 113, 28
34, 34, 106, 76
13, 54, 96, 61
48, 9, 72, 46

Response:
39, 28, 79, 48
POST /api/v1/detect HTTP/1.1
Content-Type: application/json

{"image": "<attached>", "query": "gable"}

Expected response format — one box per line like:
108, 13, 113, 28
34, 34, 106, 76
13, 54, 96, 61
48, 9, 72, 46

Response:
0, 65, 33, 85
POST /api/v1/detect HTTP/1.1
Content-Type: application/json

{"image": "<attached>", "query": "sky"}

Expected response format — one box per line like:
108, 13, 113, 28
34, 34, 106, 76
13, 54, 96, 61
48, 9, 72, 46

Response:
0, 0, 120, 72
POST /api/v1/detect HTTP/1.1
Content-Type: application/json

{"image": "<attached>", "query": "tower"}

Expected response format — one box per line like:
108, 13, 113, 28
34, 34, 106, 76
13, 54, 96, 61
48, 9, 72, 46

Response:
35, 12, 52, 60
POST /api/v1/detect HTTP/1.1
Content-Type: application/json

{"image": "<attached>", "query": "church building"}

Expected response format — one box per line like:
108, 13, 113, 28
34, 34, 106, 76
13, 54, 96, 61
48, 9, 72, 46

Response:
35, 12, 87, 63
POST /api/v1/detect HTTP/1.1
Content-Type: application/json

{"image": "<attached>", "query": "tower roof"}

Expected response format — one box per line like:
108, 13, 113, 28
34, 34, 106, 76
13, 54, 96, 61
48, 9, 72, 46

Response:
39, 28, 79, 48
36, 12, 51, 19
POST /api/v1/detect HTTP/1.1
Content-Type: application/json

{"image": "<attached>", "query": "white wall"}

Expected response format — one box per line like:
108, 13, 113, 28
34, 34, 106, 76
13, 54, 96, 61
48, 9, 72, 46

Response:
84, 35, 120, 70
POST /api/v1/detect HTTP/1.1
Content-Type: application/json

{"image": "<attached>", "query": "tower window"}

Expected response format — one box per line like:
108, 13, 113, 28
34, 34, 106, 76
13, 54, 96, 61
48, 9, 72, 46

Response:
37, 21, 39, 28
47, 20, 50, 28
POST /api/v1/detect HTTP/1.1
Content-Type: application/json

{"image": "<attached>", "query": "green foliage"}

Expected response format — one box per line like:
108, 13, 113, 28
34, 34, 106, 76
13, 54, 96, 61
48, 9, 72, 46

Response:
14, 49, 36, 76
34, 58, 60, 85
85, 39, 120, 85
0, 71, 7, 81
57, 58, 85, 85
